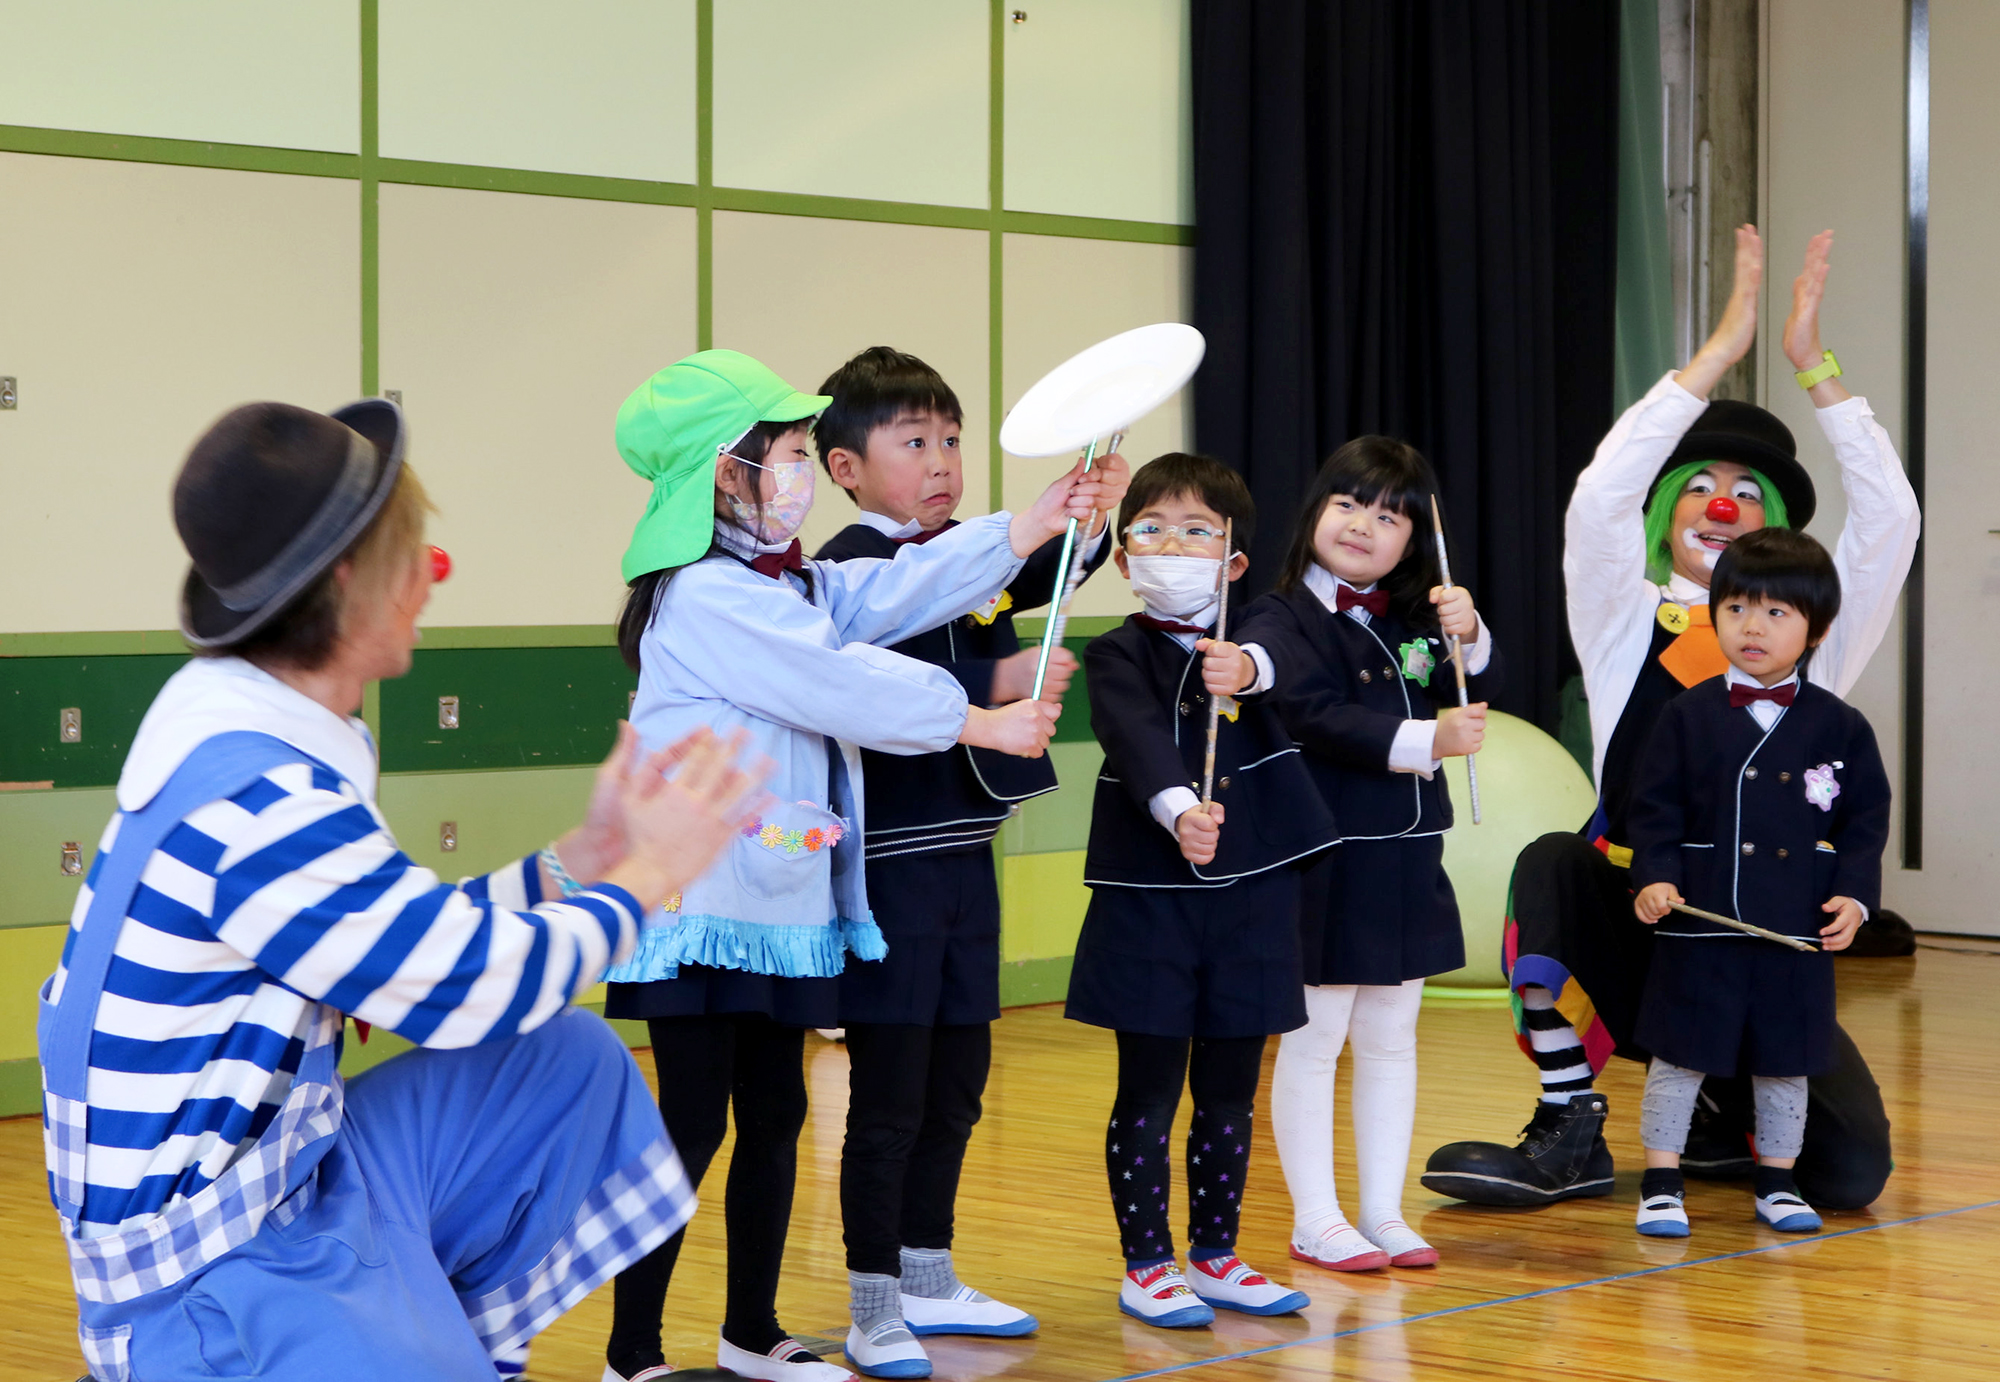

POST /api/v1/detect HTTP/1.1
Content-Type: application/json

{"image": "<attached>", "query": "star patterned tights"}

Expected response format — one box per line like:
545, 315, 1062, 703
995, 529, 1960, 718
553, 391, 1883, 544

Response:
1105, 1031, 1267, 1270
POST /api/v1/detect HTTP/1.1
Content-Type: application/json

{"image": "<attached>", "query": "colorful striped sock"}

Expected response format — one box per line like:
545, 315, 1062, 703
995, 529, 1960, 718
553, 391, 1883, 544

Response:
1521, 985, 1594, 1104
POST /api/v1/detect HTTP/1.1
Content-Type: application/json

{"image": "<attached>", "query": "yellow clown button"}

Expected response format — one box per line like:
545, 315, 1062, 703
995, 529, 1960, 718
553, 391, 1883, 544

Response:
1657, 601, 1690, 635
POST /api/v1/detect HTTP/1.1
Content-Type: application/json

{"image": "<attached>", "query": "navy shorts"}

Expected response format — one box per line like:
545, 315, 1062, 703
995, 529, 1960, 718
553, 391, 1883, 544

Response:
1065, 867, 1307, 1039
839, 848, 1002, 1027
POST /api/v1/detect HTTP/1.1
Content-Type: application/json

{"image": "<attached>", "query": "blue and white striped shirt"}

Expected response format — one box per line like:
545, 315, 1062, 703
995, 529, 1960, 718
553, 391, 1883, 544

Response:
48, 659, 641, 1236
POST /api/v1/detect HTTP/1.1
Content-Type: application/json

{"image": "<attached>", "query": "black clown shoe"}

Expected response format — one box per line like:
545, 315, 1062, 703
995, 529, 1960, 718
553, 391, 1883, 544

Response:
1420, 1095, 1616, 1206
1682, 1087, 1757, 1179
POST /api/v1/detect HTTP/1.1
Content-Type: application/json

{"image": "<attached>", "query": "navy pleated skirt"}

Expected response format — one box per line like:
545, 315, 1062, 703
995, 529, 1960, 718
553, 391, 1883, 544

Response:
1298, 834, 1464, 986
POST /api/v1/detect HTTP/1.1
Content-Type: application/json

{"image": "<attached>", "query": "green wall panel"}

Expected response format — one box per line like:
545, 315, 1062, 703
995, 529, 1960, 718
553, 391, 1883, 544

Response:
1001, 740, 1101, 855
376, 646, 636, 772
0, 790, 115, 930
0, 655, 187, 788
375, 765, 597, 881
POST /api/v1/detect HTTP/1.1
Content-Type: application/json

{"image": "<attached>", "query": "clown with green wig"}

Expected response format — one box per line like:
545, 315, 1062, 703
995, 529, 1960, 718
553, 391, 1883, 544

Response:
1421, 226, 1920, 1214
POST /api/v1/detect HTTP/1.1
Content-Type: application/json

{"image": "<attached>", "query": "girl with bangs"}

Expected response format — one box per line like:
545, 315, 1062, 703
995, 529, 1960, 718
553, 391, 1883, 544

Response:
1235, 436, 1503, 1272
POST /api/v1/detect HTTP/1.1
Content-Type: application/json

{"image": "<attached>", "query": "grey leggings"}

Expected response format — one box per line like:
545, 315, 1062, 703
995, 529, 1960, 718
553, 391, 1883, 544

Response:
1641, 1058, 1808, 1160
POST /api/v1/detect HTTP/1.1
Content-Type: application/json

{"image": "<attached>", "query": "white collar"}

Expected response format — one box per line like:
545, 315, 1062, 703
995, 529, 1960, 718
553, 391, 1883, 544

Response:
1664, 572, 1709, 606
118, 657, 379, 812
1724, 664, 1800, 694
857, 510, 926, 541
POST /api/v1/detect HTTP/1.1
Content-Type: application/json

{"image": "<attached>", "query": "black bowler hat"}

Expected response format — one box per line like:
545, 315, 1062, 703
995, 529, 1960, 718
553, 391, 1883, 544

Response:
174, 398, 408, 648
1648, 398, 1816, 530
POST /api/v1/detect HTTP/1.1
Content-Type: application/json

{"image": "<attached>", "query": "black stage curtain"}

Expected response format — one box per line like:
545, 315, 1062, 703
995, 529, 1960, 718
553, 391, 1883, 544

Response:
1192, 1, 1619, 732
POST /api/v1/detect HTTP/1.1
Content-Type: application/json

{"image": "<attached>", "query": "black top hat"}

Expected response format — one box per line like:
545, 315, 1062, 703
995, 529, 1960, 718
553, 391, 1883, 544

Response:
174, 398, 407, 649
1647, 399, 1816, 530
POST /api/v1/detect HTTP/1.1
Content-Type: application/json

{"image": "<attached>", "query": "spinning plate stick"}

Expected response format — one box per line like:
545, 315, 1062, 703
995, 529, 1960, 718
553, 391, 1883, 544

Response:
1001, 324, 1207, 701
1668, 901, 1821, 952
1200, 517, 1235, 808
1429, 495, 1481, 824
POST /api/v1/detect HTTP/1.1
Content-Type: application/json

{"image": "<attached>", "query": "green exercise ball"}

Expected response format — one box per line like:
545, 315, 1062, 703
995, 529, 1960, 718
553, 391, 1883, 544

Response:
1434, 711, 1596, 987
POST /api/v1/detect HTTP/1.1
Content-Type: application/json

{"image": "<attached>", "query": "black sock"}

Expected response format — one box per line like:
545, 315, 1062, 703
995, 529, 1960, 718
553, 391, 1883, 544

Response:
1108, 1100, 1178, 1267
1754, 1165, 1799, 1199
1640, 1167, 1685, 1199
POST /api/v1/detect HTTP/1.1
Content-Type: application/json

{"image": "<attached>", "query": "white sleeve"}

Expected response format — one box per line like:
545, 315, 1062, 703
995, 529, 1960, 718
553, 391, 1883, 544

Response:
1149, 785, 1202, 835
1459, 615, 1493, 677
1240, 643, 1276, 695
1388, 720, 1440, 779
1804, 396, 1922, 698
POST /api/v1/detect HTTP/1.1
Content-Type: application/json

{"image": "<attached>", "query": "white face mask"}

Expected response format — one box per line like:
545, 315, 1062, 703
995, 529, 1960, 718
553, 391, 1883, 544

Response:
1126, 554, 1225, 621
723, 452, 816, 545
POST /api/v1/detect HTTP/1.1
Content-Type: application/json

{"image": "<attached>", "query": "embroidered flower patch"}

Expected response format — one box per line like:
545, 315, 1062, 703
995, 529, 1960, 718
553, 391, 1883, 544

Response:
739, 813, 846, 854
1803, 762, 1842, 812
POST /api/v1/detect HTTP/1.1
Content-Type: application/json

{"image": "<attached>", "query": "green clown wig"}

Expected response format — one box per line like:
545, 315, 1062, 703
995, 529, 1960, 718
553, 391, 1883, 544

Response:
1643, 459, 1792, 584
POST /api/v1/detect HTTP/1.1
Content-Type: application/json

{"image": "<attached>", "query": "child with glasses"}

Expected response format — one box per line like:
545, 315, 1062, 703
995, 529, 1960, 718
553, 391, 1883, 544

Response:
1065, 452, 1336, 1328
1234, 436, 1503, 1272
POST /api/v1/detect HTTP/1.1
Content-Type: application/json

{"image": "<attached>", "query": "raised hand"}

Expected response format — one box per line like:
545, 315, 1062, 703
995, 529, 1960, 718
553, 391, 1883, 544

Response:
1676, 224, 1763, 399
1783, 230, 1853, 406
1428, 586, 1479, 643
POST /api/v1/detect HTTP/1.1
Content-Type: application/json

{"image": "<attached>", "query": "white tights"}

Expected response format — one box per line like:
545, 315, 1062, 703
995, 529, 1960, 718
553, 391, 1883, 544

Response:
1271, 980, 1426, 1238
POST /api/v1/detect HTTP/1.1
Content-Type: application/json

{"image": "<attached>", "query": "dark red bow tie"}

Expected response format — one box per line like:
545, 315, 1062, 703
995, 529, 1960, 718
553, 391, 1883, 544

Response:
893, 522, 952, 546
749, 540, 805, 579
1134, 613, 1210, 636
1336, 585, 1389, 618
1729, 681, 1797, 709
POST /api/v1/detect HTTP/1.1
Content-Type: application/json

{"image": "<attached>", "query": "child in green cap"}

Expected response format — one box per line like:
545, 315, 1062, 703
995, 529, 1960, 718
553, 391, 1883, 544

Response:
597, 348, 1119, 1382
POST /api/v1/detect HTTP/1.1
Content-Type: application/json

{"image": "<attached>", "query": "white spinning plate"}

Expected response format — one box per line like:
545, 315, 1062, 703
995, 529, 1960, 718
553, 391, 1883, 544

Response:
999, 322, 1206, 458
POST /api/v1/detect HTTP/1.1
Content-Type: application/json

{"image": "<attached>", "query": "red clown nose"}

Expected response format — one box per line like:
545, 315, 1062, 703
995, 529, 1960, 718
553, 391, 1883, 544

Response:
1704, 496, 1739, 525
429, 545, 453, 583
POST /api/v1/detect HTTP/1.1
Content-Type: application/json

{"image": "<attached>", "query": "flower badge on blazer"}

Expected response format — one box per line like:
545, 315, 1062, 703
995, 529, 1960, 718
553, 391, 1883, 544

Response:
1803, 761, 1844, 812
1398, 638, 1435, 688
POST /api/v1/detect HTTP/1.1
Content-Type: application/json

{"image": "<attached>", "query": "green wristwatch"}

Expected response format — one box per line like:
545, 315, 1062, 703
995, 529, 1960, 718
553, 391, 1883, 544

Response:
1795, 349, 1843, 390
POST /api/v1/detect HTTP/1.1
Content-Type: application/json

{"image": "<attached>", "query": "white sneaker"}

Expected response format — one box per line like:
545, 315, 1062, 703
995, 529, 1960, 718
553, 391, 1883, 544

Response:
1636, 1192, 1691, 1238
1185, 1255, 1310, 1316
1118, 1262, 1216, 1329
900, 1285, 1037, 1337
1754, 1190, 1821, 1233
1288, 1223, 1390, 1272
717, 1333, 859, 1382
844, 1319, 931, 1379
601, 1366, 678, 1382
1359, 1219, 1439, 1267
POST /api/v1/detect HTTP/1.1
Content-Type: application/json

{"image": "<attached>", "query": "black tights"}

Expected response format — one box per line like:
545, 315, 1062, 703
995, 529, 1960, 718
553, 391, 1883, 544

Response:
605, 1015, 807, 1374
841, 1022, 991, 1276
1107, 1031, 1266, 1268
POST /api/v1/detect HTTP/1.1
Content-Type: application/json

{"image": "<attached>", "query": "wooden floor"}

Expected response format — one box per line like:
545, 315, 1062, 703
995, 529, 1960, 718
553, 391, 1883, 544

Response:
4, 946, 1996, 1381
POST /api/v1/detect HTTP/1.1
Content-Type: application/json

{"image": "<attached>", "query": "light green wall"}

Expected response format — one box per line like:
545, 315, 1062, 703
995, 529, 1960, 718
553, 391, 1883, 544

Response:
379, 0, 698, 182
0, 1, 360, 152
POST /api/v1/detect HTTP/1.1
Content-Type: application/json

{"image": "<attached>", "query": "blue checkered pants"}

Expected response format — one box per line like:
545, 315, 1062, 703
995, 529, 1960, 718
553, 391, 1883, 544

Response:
74, 1008, 691, 1381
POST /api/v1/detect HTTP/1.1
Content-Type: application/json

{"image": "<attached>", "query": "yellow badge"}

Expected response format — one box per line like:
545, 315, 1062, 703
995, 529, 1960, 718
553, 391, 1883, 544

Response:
1656, 601, 1690, 635
1217, 694, 1241, 723
968, 590, 1014, 626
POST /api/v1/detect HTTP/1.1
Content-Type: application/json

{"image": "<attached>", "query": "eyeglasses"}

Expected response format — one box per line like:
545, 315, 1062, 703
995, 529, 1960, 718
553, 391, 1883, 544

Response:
1123, 521, 1228, 552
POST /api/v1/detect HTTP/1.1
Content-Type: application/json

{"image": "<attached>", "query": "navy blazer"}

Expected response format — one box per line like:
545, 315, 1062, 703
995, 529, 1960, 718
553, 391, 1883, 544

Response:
1083, 615, 1337, 888
1238, 584, 1503, 842
1627, 677, 1891, 939
814, 520, 1108, 859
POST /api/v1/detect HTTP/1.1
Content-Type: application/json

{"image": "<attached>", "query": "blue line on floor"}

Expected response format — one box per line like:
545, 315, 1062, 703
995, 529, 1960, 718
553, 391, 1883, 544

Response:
1097, 1198, 2000, 1381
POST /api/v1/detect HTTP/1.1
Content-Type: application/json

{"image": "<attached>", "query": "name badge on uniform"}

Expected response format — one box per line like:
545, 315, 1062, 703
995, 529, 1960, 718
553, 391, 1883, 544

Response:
967, 590, 1015, 626
1398, 639, 1435, 687
1657, 601, 1690, 635
1216, 694, 1241, 723
1804, 761, 1843, 812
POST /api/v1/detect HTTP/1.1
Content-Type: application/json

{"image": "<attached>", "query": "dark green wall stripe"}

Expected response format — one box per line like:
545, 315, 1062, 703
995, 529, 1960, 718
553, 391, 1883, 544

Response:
0, 122, 359, 177
379, 158, 696, 206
